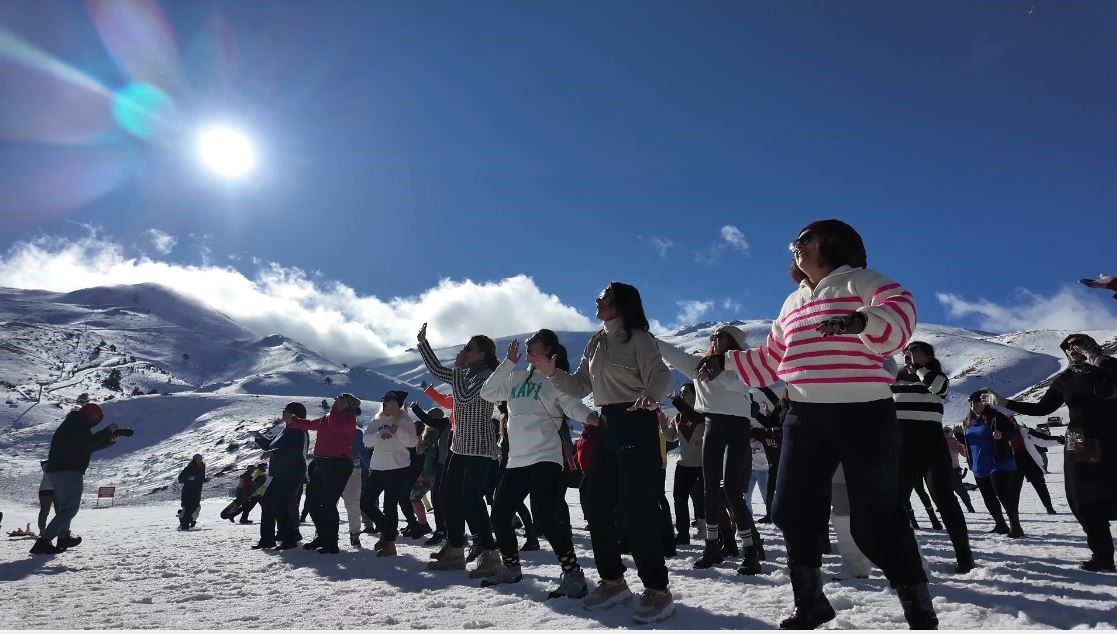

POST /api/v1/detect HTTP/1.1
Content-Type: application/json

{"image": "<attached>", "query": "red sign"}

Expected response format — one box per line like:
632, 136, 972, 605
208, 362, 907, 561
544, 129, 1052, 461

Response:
97, 486, 115, 498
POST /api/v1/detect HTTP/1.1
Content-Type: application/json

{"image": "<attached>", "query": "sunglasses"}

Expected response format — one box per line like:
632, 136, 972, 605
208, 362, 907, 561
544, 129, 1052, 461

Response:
788, 233, 815, 252
710, 332, 727, 340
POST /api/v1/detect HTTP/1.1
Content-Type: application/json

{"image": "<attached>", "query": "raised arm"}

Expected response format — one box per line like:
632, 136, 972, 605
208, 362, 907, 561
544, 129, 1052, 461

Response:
916, 367, 949, 398
286, 414, 329, 432
858, 277, 917, 356
423, 385, 454, 410
724, 322, 787, 388
410, 402, 449, 431
657, 338, 700, 380
1005, 385, 1066, 418
481, 358, 517, 404
548, 336, 597, 399
417, 339, 455, 384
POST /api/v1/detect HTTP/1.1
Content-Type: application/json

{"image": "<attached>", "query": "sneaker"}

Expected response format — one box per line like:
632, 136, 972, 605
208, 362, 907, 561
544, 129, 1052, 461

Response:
466, 541, 483, 563
430, 541, 451, 560
408, 523, 433, 540
424, 531, 446, 547
350, 533, 361, 548
633, 588, 675, 624
275, 541, 300, 550
693, 541, 724, 569
548, 569, 588, 599
522, 536, 541, 552
427, 546, 466, 571
581, 577, 633, 610
376, 542, 397, 557
361, 525, 379, 535
737, 544, 762, 576
252, 540, 277, 550
317, 543, 340, 554
1079, 558, 1116, 572
57, 535, 82, 549
303, 538, 324, 550
29, 538, 64, 555
480, 564, 523, 587
990, 524, 1009, 535
756, 515, 772, 524
469, 549, 503, 579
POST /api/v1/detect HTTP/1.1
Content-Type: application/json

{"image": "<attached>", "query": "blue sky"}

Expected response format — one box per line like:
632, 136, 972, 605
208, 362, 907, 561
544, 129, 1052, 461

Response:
2, 1, 1116, 360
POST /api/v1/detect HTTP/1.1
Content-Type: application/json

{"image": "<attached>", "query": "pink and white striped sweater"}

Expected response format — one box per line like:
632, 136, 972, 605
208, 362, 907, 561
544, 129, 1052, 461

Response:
725, 265, 917, 404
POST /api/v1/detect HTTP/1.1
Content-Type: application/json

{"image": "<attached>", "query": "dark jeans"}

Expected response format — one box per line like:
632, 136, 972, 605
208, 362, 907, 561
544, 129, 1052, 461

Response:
702, 414, 755, 542
975, 469, 1019, 528
1064, 439, 1115, 563
432, 463, 446, 533
656, 467, 674, 550
440, 453, 497, 549
950, 467, 975, 511
261, 478, 301, 543
673, 464, 704, 536
1013, 454, 1055, 511
578, 405, 668, 591
492, 461, 576, 564
772, 399, 926, 587
307, 457, 353, 546
898, 421, 972, 563
361, 467, 412, 541
180, 494, 201, 529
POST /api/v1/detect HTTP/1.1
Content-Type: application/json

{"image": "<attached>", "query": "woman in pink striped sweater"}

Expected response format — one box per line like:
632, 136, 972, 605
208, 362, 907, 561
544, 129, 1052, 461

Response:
698, 219, 936, 630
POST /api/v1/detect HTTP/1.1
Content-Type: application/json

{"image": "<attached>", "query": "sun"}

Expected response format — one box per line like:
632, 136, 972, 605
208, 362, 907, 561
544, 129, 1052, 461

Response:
195, 125, 257, 179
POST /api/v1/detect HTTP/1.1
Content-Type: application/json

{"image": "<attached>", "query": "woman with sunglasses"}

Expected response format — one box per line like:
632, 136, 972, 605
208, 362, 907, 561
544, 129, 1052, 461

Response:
416, 324, 502, 576
657, 324, 764, 575
286, 393, 361, 554
697, 220, 934, 629
891, 341, 975, 573
984, 334, 1117, 572
530, 282, 674, 624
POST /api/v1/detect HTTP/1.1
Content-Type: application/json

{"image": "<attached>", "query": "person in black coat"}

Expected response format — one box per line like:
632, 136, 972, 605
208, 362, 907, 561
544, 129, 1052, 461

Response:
31, 403, 133, 555
988, 334, 1117, 572
178, 455, 206, 530
251, 402, 310, 549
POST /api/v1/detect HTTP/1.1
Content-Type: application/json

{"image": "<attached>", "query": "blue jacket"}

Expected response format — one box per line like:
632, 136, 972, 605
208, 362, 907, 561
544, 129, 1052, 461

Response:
964, 411, 1018, 478
255, 427, 310, 482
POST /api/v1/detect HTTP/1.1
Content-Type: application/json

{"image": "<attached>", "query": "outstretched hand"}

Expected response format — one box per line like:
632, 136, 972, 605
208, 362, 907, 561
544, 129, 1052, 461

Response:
696, 354, 725, 382
417, 322, 428, 344
627, 396, 659, 411
507, 340, 521, 364
816, 311, 867, 337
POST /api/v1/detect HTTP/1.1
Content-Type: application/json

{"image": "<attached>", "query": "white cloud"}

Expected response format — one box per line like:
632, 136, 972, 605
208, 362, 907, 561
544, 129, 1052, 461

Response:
637, 235, 674, 257
676, 299, 713, 325
936, 286, 1117, 333
720, 225, 749, 255
721, 297, 743, 313
695, 225, 751, 264
142, 228, 177, 254
0, 233, 595, 363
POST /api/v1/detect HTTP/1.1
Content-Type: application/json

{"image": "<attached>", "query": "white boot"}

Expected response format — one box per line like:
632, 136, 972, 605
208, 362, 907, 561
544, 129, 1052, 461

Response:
832, 514, 871, 579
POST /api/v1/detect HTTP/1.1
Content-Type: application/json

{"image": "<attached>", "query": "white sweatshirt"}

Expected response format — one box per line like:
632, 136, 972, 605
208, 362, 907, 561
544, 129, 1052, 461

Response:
658, 338, 756, 417
482, 358, 596, 469
364, 410, 419, 471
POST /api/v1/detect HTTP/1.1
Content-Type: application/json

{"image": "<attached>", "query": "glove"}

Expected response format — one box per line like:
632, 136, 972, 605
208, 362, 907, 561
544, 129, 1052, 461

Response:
816, 311, 867, 337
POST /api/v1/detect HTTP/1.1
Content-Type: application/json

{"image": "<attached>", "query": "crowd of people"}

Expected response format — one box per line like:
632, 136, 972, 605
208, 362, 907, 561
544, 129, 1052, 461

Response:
22, 219, 1115, 629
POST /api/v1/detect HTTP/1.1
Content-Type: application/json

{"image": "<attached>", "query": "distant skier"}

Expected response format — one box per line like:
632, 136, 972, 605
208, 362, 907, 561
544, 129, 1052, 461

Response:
178, 454, 206, 530
30, 403, 134, 555
1079, 274, 1117, 299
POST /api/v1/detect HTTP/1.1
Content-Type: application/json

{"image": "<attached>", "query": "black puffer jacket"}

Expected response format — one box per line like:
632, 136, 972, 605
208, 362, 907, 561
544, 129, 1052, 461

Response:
46, 411, 116, 474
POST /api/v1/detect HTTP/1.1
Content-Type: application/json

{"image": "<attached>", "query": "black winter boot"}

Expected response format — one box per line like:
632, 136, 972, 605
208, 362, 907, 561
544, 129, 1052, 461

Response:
693, 540, 724, 569
737, 544, 762, 576
779, 565, 836, 630
896, 583, 938, 629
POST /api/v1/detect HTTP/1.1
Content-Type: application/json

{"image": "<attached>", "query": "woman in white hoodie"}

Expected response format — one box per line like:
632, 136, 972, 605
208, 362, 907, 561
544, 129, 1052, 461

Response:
478, 329, 599, 600
657, 324, 763, 575
360, 390, 419, 557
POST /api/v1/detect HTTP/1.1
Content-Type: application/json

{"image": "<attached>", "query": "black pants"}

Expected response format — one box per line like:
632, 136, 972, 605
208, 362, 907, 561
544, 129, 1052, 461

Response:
180, 494, 200, 529
772, 399, 926, 587
440, 453, 497, 549
702, 414, 755, 542
655, 467, 674, 550
673, 464, 704, 536
492, 461, 576, 565
432, 462, 446, 533
765, 447, 780, 511
975, 470, 1020, 529
307, 457, 353, 546
897, 421, 972, 563
361, 467, 412, 541
1064, 438, 1115, 563
578, 405, 668, 591
398, 453, 424, 526
950, 467, 975, 511
1013, 454, 1055, 512
261, 478, 300, 543
301, 469, 317, 522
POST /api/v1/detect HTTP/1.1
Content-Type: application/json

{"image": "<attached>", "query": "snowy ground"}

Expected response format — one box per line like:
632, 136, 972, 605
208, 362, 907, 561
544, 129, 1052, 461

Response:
1, 451, 1113, 630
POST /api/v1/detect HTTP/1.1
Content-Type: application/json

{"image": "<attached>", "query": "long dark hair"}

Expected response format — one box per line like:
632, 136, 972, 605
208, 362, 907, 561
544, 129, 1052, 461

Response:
524, 329, 569, 383
607, 281, 650, 343
790, 219, 868, 284
469, 335, 499, 371
905, 341, 943, 374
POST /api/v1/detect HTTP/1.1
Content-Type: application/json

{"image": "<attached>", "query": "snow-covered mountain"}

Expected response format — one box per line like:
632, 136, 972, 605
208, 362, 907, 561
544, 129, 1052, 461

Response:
2, 282, 1116, 504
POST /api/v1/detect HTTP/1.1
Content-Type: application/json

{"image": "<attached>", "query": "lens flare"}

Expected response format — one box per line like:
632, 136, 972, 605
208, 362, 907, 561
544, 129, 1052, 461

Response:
112, 82, 173, 139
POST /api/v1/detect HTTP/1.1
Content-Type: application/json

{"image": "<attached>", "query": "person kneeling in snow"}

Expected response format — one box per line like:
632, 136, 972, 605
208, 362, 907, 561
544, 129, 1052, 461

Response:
31, 403, 134, 555
178, 455, 206, 530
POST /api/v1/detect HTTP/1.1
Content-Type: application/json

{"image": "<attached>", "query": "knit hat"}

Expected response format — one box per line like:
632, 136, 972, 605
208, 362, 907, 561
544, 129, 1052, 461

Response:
283, 402, 307, 418
428, 407, 445, 419
382, 390, 408, 407
716, 324, 748, 350
193, 454, 203, 462
79, 403, 103, 425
